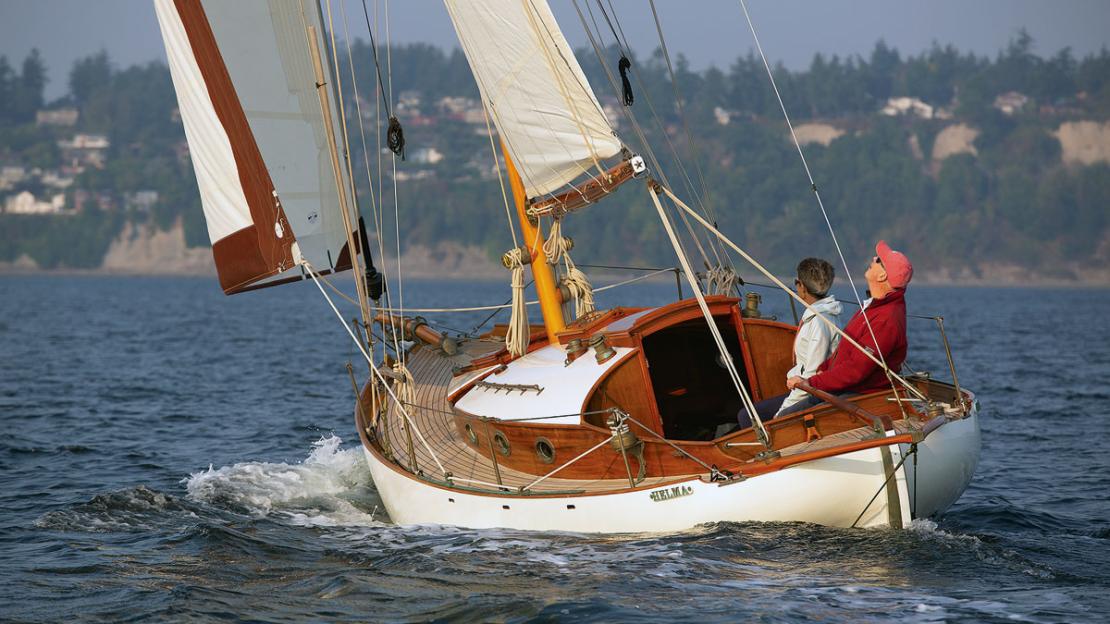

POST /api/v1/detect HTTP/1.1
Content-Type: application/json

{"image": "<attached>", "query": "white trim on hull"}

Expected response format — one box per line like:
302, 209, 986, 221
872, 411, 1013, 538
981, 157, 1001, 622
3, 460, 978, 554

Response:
362, 407, 980, 533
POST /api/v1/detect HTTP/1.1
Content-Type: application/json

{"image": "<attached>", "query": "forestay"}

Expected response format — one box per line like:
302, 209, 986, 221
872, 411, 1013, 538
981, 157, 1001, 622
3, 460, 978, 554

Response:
154, 0, 358, 294
443, 0, 622, 198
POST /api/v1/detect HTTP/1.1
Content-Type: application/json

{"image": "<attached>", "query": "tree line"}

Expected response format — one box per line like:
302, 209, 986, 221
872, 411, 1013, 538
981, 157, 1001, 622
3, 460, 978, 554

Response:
1, 33, 1107, 280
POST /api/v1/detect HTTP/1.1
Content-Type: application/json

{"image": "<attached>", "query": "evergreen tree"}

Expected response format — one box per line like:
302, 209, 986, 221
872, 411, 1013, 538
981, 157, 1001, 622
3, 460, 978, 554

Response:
69, 50, 112, 106
0, 56, 14, 123
13, 49, 47, 122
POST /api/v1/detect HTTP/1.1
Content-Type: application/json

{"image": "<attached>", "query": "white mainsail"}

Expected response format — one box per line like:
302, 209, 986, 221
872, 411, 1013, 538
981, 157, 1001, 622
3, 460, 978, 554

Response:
154, 0, 358, 294
443, 0, 623, 198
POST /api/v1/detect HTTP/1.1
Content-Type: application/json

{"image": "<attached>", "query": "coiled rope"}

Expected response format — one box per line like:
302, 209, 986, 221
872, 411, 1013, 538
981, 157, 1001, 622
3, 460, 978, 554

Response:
543, 218, 595, 319
504, 247, 530, 357
706, 263, 742, 297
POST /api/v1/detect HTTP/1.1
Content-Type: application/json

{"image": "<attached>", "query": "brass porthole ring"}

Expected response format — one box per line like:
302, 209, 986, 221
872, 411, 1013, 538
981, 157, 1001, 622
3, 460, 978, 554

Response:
493, 430, 511, 457
535, 437, 555, 464
464, 423, 478, 445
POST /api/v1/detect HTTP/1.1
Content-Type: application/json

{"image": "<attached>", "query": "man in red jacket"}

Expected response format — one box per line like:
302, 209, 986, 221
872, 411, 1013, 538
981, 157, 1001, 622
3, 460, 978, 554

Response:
786, 240, 912, 397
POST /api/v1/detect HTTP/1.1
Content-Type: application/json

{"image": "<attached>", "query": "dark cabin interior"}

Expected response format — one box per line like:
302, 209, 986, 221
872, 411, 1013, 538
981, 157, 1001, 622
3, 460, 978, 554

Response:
641, 316, 749, 441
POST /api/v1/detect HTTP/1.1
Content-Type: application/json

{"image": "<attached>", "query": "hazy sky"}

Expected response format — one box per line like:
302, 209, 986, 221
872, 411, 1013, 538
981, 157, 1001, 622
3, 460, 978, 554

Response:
1, 0, 1108, 99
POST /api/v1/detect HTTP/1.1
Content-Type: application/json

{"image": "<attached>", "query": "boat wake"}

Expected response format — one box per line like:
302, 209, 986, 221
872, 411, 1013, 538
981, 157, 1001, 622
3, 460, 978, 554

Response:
184, 435, 382, 528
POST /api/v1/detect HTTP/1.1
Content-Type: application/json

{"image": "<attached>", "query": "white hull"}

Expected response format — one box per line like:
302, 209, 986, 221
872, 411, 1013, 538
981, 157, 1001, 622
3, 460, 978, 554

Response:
363, 407, 980, 533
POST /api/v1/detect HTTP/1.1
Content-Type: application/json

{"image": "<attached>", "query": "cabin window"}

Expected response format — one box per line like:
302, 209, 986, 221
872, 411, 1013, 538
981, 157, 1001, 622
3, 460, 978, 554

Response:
535, 438, 555, 464
493, 431, 511, 456
641, 316, 749, 441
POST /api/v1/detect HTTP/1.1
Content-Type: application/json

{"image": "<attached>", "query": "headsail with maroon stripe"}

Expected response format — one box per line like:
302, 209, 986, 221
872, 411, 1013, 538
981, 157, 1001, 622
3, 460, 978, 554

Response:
154, 0, 359, 294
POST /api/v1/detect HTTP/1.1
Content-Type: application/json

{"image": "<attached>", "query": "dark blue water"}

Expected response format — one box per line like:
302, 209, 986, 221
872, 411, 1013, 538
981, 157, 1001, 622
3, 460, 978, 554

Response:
1, 275, 1108, 622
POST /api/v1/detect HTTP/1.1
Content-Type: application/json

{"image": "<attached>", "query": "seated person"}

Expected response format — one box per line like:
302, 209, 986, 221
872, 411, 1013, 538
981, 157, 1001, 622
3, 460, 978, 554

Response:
786, 240, 912, 401
746, 258, 841, 425
777, 258, 841, 415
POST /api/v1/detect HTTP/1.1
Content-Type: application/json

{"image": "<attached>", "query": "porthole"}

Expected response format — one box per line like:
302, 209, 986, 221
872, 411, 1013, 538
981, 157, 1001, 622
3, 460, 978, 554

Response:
464, 423, 478, 445
535, 437, 555, 464
493, 431, 511, 457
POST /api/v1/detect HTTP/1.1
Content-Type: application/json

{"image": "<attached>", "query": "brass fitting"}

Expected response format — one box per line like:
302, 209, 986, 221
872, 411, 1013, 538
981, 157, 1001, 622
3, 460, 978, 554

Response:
564, 338, 589, 366
590, 333, 616, 364
741, 292, 762, 318
500, 245, 533, 269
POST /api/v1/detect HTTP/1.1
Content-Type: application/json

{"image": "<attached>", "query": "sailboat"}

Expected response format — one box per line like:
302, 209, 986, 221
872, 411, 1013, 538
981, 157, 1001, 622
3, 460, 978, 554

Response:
154, 0, 980, 532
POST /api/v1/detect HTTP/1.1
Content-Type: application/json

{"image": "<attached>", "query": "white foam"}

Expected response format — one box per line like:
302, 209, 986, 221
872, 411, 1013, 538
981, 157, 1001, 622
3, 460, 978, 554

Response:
184, 435, 381, 527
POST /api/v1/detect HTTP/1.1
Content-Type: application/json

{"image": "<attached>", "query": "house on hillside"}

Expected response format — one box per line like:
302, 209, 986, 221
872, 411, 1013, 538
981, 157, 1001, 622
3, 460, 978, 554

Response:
880, 97, 934, 119
396, 91, 422, 114
4, 190, 66, 215
41, 170, 74, 190
994, 91, 1029, 115
0, 166, 27, 191
125, 190, 160, 213
409, 147, 444, 165
438, 96, 486, 124
58, 134, 110, 169
36, 108, 79, 127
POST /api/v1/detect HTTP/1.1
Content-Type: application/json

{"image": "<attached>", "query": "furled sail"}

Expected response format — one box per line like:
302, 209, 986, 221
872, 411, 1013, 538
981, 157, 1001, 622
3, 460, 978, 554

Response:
443, 0, 623, 198
154, 0, 359, 294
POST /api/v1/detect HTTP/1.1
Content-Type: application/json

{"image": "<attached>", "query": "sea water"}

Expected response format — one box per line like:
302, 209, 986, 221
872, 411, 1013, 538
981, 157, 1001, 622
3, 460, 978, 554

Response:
1, 275, 1107, 622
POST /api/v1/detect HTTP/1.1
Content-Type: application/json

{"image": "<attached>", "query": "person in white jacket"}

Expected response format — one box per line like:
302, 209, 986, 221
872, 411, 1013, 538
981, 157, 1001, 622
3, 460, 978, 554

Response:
744, 258, 843, 428
776, 258, 841, 416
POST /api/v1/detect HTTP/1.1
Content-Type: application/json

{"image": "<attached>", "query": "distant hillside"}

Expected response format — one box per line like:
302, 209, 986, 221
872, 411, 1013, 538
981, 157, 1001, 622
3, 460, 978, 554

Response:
1, 33, 1108, 284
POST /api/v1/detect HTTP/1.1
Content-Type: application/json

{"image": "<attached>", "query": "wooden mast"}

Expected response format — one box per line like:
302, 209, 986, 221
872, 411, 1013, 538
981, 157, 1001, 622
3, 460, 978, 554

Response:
307, 23, 371, 328
501, 140, 566, 345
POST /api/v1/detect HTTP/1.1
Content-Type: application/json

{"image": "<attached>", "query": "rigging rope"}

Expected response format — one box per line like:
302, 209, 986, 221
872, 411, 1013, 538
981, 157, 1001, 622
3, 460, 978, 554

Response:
352, 0, 404, 358
649, 184, 769, 447
383, 0, 408, 372
370, 267, 673, 315
338, 5, 385, 303
590, 0, 633, 106
851, 443, 917, 528
572, 0, 721, 272
322, 0, 372, 327
659, 184, 929, 402
304, 261, 447, 476
706, 263, 742, 297
647, 0, 715, 218
359, 0, 404, 158
736, 0, 904, 407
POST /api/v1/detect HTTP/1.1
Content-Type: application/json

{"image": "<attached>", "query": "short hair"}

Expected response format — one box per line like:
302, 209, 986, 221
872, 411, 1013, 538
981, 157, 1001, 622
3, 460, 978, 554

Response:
797, 258, 835, 297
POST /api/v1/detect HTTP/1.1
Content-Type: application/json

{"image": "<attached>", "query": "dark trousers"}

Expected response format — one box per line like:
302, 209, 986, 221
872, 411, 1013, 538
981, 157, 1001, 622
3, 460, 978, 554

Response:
738, 392, 822, 429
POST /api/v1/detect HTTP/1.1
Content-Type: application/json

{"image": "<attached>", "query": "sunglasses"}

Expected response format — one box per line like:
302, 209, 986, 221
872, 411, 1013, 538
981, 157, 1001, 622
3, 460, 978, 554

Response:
872, 256, 884, 267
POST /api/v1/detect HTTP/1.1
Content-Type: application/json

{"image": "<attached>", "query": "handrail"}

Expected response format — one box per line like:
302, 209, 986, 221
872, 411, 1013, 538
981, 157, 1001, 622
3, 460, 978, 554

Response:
795, 381, 892, 433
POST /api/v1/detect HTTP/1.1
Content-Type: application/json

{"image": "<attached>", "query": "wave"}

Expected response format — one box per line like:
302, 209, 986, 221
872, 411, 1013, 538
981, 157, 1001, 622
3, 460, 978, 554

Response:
34, 485, 195, 532
184, 435, 381, 528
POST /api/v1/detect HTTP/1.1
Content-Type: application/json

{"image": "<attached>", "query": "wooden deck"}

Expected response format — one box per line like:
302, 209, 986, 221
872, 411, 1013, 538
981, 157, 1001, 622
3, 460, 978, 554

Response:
375, 340, 695, 495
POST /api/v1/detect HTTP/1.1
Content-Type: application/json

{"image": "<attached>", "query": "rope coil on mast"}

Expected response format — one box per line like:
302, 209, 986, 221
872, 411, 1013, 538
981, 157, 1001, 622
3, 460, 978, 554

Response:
543, 219, 596, 319
503, 247, 531, 357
